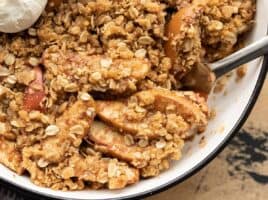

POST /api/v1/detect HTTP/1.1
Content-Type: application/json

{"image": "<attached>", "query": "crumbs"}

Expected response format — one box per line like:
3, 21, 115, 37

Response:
236, 65, 247, 82
217, 125, 226, 134
199, 136, 207, 148
209, 108, 217, 120
213, 73, 232, 94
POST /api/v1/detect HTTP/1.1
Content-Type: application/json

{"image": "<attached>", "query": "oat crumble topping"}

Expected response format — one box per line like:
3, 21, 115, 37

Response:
0, 0, 255, 190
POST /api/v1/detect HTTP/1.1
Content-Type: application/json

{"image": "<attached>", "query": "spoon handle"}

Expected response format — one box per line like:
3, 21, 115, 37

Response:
210, 36, 268, 77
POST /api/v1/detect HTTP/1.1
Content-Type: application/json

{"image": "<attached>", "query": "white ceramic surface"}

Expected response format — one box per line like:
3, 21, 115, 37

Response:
0, 1, 267, 199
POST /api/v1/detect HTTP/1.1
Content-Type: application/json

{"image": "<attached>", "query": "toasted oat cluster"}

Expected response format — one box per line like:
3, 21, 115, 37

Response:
0, 0, 255, 190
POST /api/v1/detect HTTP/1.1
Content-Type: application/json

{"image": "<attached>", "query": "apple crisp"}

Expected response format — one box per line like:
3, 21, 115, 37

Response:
0, 0, 255, 190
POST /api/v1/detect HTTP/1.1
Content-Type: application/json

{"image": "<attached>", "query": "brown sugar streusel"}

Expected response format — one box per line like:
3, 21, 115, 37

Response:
0, 0, 255, 190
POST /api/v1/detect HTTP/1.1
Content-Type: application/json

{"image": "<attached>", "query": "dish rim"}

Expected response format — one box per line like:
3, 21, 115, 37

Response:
0, 54, 267, 200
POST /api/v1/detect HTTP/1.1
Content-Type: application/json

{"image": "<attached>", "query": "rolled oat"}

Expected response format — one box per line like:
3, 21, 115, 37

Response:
0, 0, 255, 191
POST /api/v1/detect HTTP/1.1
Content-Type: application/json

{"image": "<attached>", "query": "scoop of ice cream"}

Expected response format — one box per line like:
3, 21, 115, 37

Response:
0, 0, 48, 33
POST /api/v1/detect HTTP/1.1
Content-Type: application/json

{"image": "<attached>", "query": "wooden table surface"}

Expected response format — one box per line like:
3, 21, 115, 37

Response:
1, 80, 267, 200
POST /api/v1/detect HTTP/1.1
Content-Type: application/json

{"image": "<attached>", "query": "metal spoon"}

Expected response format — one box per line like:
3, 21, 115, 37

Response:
181, 36, 268, 93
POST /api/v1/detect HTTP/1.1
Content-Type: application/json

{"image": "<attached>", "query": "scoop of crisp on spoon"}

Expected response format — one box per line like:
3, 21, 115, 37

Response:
165, 0, 268, 93
181, 36, 268, 93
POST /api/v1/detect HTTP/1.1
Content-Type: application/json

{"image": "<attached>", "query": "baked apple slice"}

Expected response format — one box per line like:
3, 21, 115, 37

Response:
89, 121, 147, 168
96, 89, 208, 139
88, 121, 184, 177
23, 66, 45, 111
165, 0, 208, 78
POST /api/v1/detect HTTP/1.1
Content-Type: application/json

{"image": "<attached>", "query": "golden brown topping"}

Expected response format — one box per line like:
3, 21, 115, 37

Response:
46, 0, 62, 11
0, 0, 255, 191
0, 138, 24, 174
43, 48, 151, 95
201, 0, 256, 61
